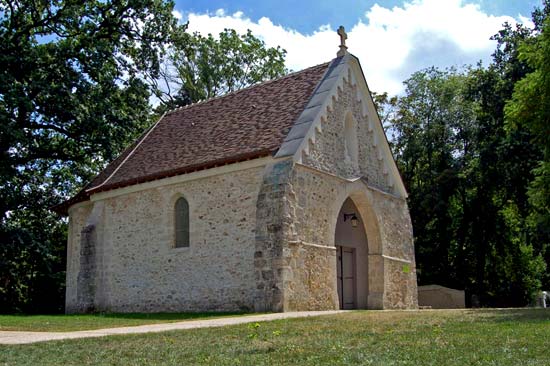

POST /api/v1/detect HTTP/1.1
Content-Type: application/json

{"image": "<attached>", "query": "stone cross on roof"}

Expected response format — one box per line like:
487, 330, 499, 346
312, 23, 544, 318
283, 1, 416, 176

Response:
337, 25, 348, 57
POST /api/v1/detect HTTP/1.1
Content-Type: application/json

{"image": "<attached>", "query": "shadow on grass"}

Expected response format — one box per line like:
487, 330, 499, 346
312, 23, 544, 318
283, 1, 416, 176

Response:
464, 308, 550, 323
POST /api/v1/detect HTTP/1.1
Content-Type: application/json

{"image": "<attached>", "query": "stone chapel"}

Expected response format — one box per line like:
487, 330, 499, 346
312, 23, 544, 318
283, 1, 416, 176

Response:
58, 28, 418, 313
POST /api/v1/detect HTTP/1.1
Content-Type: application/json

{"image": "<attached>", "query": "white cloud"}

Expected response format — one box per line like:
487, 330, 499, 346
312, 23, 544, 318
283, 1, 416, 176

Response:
172, 10, 182, 21
518, 14, 535, 29
180, 0, 530, 95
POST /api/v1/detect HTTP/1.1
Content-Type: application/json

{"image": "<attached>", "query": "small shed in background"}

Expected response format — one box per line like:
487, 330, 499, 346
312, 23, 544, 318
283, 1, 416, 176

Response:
418, 285, 465, 309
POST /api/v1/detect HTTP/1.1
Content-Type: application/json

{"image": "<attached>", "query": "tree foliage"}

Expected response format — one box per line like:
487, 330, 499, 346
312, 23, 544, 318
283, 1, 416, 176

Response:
153, 29, 287, 112
0, 0, 181, 313
505, 9, 550, 288
381, 4, 549, 306
0, 1, 288, 313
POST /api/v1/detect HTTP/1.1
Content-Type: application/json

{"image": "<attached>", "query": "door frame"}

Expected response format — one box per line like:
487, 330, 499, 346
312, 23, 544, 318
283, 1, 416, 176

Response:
337, 245, 357, 309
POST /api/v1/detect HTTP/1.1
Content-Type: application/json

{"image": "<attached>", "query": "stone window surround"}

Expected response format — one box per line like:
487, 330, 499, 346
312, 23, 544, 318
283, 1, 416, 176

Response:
171, 193, 192, 250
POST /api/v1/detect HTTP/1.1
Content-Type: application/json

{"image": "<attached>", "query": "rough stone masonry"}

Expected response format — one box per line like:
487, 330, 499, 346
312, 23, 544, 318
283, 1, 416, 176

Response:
63, 41, 418, 313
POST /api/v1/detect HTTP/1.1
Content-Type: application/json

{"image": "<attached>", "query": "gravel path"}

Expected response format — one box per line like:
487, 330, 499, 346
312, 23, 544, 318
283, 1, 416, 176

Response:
0, 310, 346, 345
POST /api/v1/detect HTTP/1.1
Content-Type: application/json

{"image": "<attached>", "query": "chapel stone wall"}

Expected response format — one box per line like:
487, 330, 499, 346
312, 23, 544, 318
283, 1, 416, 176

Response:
282, 166, 341, 311
280, 165, 417, 310
368, 190, 418, 309
301, 74, 392, 193
66, 203, 93, 313
276, 63, 418, 309
66, 166, 264, 313
253, 160, 294, 312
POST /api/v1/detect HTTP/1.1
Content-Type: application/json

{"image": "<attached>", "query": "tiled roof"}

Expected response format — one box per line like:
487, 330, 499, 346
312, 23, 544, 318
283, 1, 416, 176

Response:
55, 61, 331, 213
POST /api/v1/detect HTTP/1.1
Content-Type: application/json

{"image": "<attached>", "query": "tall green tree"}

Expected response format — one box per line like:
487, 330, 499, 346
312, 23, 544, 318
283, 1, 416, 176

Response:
0, 0, 182, 313
389, 68, 477, 291
153, 29, 287, 112
382, 3, 550, 304
386, 64, 546, 306
505, 9, 550, 289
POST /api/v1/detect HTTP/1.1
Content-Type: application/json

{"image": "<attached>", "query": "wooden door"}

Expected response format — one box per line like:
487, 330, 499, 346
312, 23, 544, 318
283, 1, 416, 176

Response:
337, 246, 356, 309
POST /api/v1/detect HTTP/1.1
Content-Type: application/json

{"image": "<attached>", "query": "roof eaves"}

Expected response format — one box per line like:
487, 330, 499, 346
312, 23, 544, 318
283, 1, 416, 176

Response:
86, 112, 167, 194
87, 148, 275, 195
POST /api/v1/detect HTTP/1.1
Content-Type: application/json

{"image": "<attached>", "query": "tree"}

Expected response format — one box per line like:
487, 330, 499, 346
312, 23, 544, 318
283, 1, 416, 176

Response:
505, 7, 550, 289
381, 11, 550, 304
387, 67, 477, 292
0, 2, 289, 313
152, 29, 287, 112
384, 64, 546, 306
0, 0, 181, 312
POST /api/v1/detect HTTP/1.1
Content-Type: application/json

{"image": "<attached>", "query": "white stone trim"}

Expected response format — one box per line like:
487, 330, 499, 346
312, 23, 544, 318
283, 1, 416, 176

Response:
295, 162, 356, 183
295, 162, 405, 201
288, 240, 336, 250
365, 182, 406, 201
89, 156, 281, 202
292, 67, 345, 161
290, 56, 408, 199
381, 254, 411, 264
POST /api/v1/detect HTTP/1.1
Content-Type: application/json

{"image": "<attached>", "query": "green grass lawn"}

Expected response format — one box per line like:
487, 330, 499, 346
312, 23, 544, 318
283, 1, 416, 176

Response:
1, 308, 549, 366
0, 312, 249, 332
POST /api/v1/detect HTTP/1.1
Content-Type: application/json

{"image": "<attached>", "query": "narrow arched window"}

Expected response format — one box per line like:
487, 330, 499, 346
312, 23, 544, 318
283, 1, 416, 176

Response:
174, 197, 189, 248
344, 112, 359, 164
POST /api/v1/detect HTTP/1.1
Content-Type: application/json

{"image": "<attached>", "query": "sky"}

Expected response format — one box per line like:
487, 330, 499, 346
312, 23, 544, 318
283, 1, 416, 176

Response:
172, 0, 542, 95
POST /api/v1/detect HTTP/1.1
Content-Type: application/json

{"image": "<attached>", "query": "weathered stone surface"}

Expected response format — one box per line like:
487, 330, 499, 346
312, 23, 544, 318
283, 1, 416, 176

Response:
279, 69, 418, 310
254, 159, 296, 312
76, 224, 97, 312
67, 167, 264, 313
66, 203, 93, 314
65, 56, 418, 313
301, 74, 391, 192
285, 241, 337, 310
280, 165, 417, 310
383, 258, 417, 309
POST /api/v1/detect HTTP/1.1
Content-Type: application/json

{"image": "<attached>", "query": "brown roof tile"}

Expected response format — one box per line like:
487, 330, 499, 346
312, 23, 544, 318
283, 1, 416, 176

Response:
85, 61, 330, 196
52, 61, 330, 214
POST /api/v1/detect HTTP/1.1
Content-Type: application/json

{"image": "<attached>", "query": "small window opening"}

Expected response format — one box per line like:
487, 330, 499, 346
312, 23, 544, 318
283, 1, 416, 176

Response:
174, 197, 189, 248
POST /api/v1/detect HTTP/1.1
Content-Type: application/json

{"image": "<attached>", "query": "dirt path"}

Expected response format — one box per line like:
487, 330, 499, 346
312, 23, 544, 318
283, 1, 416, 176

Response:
0, 310, 346, 345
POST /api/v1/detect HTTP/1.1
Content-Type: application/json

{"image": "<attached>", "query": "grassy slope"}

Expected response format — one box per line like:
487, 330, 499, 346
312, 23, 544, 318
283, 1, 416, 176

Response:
0, 312, 248, 332
1, 309, 549, 365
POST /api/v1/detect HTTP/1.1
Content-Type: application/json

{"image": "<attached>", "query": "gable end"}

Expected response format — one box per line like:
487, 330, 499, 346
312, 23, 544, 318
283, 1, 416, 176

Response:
276, 54, 407, 198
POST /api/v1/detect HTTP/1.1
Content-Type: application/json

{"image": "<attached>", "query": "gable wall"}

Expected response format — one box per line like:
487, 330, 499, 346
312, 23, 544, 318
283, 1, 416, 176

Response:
66, 166, 264, 313
300, 70, 392, 193
274, 57, 417, 310
279, 165, 417, 310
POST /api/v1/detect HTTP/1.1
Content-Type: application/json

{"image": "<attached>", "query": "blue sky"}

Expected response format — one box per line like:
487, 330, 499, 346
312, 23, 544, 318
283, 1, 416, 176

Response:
172, 0, 543, 94
175, 0, 539, 34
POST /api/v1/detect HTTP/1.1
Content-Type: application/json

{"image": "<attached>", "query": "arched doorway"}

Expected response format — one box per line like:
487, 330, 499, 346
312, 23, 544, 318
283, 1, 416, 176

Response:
335, 197, 369, 309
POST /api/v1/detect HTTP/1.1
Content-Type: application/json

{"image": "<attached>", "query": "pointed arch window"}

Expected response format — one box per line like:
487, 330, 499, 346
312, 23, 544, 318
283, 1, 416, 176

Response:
174, 197, 190, 248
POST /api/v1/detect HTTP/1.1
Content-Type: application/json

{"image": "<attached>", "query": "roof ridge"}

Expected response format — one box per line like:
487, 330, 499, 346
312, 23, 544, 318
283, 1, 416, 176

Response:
166, 61, 332, 115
